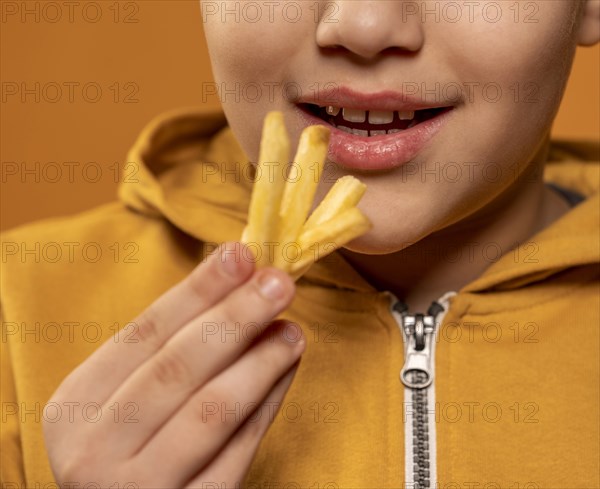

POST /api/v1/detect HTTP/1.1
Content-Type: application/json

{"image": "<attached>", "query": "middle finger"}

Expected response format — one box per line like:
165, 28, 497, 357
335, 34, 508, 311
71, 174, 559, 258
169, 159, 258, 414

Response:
97, 267, 295, 456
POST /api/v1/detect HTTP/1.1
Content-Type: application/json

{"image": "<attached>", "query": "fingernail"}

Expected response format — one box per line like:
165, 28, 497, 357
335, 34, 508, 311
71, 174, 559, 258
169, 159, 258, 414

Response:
282, 323, 304, 346
258, 273, 285, 300
221, 248, 239, 277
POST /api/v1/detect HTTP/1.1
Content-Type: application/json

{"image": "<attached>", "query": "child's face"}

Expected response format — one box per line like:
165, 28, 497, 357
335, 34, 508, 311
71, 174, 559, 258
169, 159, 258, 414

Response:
202, 1, 586, 253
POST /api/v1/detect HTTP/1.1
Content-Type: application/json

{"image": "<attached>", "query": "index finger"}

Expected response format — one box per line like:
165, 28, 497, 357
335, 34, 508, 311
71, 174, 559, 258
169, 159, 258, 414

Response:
53, 242, 255, 406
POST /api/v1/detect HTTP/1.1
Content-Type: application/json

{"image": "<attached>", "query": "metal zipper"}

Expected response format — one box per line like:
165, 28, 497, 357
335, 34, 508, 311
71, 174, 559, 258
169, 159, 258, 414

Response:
389, 292, 456, 489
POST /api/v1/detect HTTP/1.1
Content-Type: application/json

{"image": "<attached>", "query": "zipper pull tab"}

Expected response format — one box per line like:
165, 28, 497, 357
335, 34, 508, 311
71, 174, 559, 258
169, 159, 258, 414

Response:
395, 302, 445, 390
400, 313, 436, 389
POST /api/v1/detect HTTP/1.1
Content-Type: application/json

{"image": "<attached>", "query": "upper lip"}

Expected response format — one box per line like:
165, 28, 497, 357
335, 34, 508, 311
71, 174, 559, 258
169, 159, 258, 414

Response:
297, 85, 456, 112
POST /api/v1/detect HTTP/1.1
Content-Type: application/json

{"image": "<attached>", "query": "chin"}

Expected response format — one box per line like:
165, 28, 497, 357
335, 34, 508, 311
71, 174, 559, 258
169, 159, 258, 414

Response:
342, 228, 419, 256
340, 202, 435, 255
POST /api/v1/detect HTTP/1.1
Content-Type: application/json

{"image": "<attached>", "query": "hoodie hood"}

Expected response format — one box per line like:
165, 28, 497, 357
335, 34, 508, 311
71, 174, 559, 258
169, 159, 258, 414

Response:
119, 107, 600, 296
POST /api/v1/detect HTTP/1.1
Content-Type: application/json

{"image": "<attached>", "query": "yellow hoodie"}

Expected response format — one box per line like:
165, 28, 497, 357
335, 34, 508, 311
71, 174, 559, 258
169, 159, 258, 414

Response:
1, 108, 599, 489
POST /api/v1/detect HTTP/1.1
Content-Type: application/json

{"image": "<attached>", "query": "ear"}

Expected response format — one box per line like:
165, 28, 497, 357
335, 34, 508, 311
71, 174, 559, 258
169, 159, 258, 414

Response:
577, 0, 600, 46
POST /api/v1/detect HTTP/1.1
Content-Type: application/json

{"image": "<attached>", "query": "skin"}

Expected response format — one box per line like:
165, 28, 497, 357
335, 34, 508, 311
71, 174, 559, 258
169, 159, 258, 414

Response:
44, 1, 600, 486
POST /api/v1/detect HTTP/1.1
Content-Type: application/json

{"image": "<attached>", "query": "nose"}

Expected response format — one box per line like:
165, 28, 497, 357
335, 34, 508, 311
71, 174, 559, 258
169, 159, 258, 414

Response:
315, 1, 424, 60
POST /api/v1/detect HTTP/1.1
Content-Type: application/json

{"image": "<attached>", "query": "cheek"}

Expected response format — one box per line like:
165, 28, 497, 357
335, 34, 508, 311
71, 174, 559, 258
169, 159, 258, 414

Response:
203, 17, 314, 161
203, 7, 316, 90
441, 3, 578, 127
431, 4, 579, 198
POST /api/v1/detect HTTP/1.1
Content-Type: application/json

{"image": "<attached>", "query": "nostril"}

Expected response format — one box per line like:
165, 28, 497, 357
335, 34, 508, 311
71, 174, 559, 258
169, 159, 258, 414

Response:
315, 4, 425, 59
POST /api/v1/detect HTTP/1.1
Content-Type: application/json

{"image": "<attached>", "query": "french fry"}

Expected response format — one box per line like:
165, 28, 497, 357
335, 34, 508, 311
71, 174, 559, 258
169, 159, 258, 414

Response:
291, 207, 372, 273
241, 112, 289, 267
302, 175, 366, 232
241, 111, 371, 279
275, 125, 330, 270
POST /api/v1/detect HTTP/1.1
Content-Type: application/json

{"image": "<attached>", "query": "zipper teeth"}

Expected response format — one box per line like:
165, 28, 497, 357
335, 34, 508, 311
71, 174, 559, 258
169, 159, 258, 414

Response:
403, 327, 437, 489
390, 292, 455, 489
410, 371, 431, 488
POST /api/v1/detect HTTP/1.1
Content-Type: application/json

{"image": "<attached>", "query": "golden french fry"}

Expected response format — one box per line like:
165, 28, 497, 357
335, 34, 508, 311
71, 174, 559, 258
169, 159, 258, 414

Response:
302, 175, 367, 233
290, 207, 372, 273
241, 112, 289, 267
242, 111, 371, 279
275, 125, 330, 270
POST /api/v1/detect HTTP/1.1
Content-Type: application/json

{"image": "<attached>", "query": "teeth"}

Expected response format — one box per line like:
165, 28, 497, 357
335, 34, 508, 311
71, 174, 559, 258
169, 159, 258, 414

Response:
326, 106, 340, 116
342, 108, 366, 123
328, 106, 420, 136
337, 127, 408, 137
320, 105, 416, 122
368, 110, 394, 124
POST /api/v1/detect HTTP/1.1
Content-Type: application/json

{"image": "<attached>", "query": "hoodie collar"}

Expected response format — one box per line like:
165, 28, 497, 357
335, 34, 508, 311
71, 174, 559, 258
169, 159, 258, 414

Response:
119, 107, 599, 296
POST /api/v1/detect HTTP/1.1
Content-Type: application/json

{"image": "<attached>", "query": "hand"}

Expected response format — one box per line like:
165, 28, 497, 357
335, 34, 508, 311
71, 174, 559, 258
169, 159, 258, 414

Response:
43, 242, 304, 488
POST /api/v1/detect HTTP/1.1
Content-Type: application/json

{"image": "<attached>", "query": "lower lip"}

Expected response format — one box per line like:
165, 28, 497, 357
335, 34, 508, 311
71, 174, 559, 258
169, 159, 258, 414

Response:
294, 106, 454, 171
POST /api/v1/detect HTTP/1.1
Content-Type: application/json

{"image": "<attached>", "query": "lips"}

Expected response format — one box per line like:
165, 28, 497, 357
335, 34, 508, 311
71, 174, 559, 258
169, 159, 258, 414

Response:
294, 87, 456, 171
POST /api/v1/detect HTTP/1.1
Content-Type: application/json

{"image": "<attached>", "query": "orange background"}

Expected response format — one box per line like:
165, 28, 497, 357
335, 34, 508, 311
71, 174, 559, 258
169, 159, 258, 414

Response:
1, 1, 599, 232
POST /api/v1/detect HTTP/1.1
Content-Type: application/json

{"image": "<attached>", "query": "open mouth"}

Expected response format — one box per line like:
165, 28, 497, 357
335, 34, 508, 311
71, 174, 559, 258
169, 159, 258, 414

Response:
299, 103, 453, 137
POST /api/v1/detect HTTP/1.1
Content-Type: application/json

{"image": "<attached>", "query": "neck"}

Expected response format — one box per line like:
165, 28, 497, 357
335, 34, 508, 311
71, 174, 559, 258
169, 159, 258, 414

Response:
339, 142, 571, 312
